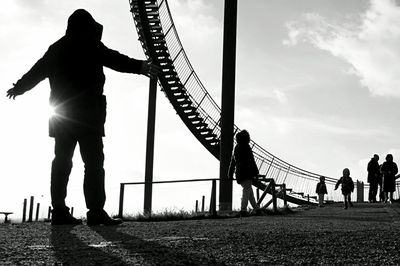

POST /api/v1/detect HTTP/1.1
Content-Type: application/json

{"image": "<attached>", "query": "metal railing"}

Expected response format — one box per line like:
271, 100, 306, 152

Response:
130, 0, 384, 203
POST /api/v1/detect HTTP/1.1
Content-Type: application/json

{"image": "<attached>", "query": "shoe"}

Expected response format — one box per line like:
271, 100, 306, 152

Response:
255, 209, 263, 216
235, 211, 248, 218
87, 210, 123, 226
51, 207, 82, 226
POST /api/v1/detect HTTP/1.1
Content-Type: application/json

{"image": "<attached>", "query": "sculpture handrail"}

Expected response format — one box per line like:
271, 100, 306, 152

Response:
130, 0, 348, 201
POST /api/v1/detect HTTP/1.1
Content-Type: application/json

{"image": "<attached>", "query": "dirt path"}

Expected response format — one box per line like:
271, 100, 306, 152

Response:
1, 203, 400, 265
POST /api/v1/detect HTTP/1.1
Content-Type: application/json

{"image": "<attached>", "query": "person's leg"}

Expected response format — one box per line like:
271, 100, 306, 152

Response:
368, 184, 373, 203
348, 194, 353, 207
50, 135, 82, 225
343, 195, 348, 209
51, 135, 77, 210
79, 135, 122, 225
247, 182, 260, 210
78, 135, 105, 211
240, 179, 252, 212
371, 182, 378, 202
318, 194, 323, 206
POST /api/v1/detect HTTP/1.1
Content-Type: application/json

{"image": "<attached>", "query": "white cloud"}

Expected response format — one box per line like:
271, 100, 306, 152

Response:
273, 89, 288, 104
284, 0, 400, 97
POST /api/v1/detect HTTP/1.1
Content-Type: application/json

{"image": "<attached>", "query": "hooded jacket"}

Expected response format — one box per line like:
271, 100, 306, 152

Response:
13, 9, 143, 137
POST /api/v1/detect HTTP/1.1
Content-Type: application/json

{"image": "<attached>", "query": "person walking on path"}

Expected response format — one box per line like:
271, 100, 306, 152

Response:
380, 154, 398, 204
6, 9, 160, 225
316, 176, 328, 207
367, 154, 380, 203
228, 130, 261, 217
335, 168, 354, 209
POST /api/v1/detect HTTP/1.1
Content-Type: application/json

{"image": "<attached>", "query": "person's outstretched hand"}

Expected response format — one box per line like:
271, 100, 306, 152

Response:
6, 86, 22, 100
140, 60, 161, 79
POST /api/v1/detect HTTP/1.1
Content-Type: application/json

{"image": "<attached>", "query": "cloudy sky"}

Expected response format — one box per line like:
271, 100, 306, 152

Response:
1, 0, 400, 218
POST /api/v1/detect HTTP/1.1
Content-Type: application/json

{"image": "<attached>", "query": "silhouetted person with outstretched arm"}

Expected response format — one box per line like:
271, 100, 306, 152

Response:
367, 154, 380, 203
6, 9, 159, 225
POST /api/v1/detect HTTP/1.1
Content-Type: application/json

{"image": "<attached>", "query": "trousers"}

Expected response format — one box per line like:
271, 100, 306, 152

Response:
51, 134, 105, 211
240, 179, 259, 211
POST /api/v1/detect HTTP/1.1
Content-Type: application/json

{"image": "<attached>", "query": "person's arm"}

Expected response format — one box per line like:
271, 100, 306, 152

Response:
101, 44, 159, 78
6, 54, 49, 99
334, 178, 342, 190
392, 163, 398, 177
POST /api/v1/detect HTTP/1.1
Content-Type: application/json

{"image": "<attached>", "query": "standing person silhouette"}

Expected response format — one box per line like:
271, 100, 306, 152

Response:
228, 130, 261, 217
6, 9, 159, 225
367, 154, 380, 203
380, 154, 398, 204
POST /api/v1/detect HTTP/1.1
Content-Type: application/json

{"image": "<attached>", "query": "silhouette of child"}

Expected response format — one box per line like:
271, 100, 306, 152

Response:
335, 168, 354, 209
228, 130, 261, 217
316, 176, 327, 207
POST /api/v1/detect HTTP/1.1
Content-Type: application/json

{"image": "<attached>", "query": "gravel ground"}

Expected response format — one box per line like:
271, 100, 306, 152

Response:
1, 203, 400, 265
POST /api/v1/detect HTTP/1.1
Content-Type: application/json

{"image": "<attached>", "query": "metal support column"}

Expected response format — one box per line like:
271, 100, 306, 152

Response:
219, 0, 238, 211
144, 78, 158, 215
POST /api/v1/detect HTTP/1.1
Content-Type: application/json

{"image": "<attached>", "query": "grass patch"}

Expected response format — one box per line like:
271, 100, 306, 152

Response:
121, 206, 295, 222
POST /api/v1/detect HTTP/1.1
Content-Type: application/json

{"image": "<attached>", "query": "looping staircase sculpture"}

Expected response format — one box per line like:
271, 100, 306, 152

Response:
129, 0, 344, 206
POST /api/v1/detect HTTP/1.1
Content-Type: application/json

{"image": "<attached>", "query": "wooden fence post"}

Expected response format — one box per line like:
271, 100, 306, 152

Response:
35, 203, 40, 222
118, 183, 125, 218
28, 196, 34, 222
282, 184, 287, 208
209, 180, 217, 217
271, 180, 277, 213
22, 199, 27, 223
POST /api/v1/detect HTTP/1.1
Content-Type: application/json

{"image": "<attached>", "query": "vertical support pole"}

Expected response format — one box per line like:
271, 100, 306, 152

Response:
219, 0, 238, 212
282, 184, 288, 209
22, 198, 27, 223
118, 183, 125, 218
35, 203, 40, 222
210, 180, 217, 217
195, 200, 199, 213
70, 207, 74, 216
144, 78, 158, 215
357, 180, 364, 202
28, 196, 34, 222
48, 206, 52, 220
201, 195, 205, 212
271, 181, 277, 213
256, 188, 260, 201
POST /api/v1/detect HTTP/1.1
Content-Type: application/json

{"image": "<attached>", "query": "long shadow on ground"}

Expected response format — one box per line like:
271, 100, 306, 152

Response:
92, 225, 225, 266
51, 225, 126, 265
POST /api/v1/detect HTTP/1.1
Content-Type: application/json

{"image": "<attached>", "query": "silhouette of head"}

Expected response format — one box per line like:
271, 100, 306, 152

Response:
373, 154, 379, 161
236, 130, 250, 144
386, 154, 393, 162
343, 168, 350, 177
66, 9, 103, 41
319, 176, 325, 182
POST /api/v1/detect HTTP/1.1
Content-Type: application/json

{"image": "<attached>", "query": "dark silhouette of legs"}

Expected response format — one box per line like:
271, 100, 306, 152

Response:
78, 135, 105, 211
51, 136, 77, 210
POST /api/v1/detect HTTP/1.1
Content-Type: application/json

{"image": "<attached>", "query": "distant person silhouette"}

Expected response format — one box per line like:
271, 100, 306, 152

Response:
6, 9, 159, 225
380, 154, 398, 204
228, 130, 261, 217
367, 154, 380, 203
335, 168, 354, 209
315, 176, 327, 207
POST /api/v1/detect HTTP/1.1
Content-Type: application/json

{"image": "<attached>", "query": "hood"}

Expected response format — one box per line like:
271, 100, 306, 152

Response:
66, 9, 103, 41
